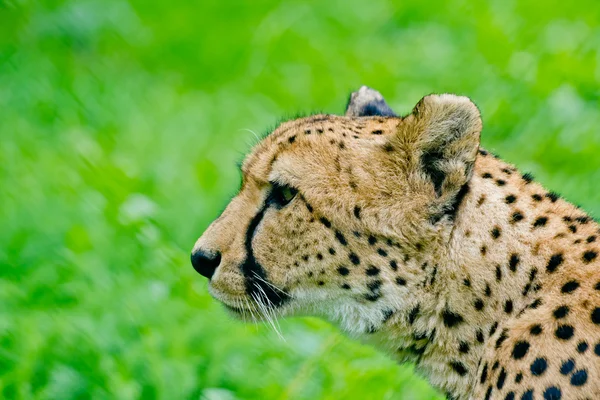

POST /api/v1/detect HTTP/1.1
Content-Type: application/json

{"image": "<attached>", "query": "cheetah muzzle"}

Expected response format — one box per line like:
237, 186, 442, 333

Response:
191, 86, 600, 399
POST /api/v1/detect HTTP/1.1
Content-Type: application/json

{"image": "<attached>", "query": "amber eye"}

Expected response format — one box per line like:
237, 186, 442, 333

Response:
270, 183, 298, 207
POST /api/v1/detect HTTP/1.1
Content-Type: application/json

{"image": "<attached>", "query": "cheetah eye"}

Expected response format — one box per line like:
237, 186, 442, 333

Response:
269, 182, 298, 207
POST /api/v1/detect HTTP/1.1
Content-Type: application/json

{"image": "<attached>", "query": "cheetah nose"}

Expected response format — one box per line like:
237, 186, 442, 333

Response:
190, 249, 221, 279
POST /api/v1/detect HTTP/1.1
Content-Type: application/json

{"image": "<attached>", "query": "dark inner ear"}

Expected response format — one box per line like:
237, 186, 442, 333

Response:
345, 86, 397, 117
421, 150, 446, 196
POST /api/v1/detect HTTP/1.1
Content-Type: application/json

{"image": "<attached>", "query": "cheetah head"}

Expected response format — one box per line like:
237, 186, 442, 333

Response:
191, 87, 482, 334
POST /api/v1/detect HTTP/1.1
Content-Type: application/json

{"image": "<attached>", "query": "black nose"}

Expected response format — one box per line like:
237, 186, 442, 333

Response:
190, 249, 221, 279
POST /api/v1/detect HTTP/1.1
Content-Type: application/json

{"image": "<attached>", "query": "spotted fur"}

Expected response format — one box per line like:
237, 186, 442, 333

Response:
191, 87, 600, 399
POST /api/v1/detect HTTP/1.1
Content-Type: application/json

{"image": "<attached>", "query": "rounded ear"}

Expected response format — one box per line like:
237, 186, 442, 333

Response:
392, 94, 482, 221
345, 86, 397, 117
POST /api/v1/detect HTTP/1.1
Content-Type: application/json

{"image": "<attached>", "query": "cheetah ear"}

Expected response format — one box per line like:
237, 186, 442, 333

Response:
401, 94, 481, 212
345, 86, 397, 117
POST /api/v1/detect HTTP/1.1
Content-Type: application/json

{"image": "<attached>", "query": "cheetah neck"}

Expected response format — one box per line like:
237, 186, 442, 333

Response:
352, 152, 599, 399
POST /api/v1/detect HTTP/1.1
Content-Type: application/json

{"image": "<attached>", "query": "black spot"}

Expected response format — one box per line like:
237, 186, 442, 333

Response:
496, 265, 503, 282
533, 216, 548, 227
364, 280, 382, 302
377, 248, 388, 257
505, 392, 515, 400
348, 253, 360, 265
484, 386, 492, 400
528, 268, 538, 282
334, 231, 347, 246
476, 330, 485, 343
491, 226, 501, 239
529, 298, 542, 309
317, 281, 324, 286
568, 224, 577, 233
459, 341, 470, 354
288, 135, 296, 144
560, 359, 575, 375
319, 217, 332, 228
515, 373, 523, 383
463, 278, 471, 287
482, 172, 493, 179
546, 254, 564, 273
591, 308, 600, 324
371, 129, 383, 135
479, 149, 489, 156
497, 368, 507, 389
561, 281, 579, 293
555, 325, 574, 340
570, 369, 587, 386
522, 173, 534, 183
509, 254, 520, 272
316, 253, 323, 260
442, 309, 464, 328
530, 358, 547, 376
395, 277, 407, 286
481, 246, 487, 255
495, 330, 508, 348
545, 192, 560, 202
532, 193, 543, 201
480, 363, 488, 383
304, 129, 311, 135
587, 235, 597, 243
583, 250, 597, 263
489, 321, 498, 336
353, 206, 361, 219
382, 309, 395, 322
512, 211, 524, 223
505, 194, 517, 204
512, 341, 530, 359
521, 390, 533, 400
504, 300, 513, 314
389, 260, 398, 271
542, 386, 561, 400
596, 282, 600, 291
485, 283, 492, 297
368, 235, 377, 245
366, 265, 380, 276
492, 361, 499, 370
496, 179, 506, 186
449, 361, 468, 376
341, 283, 351, 290
328, 247, 336, 255
577, 341, 588, 353
474, 298, 485, 311
530, 324, 543, 335
337, 266, 350, 276
408, 305, 420, 325
553, 306, 569, 319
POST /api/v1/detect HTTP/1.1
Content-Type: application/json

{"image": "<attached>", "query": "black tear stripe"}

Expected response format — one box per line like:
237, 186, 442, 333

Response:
241, 202, 289, 308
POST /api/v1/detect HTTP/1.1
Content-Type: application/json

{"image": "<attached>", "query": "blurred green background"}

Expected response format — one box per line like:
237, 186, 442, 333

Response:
2, 0, 600, 399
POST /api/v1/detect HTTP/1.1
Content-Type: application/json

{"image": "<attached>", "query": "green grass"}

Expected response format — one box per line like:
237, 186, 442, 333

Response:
2, 0, 600, 399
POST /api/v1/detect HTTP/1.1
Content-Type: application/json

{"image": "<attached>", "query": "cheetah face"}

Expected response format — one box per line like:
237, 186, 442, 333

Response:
191, 87, 482, 331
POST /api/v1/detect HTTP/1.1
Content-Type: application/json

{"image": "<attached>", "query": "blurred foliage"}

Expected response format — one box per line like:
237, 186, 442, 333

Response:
1, 0, 600, 399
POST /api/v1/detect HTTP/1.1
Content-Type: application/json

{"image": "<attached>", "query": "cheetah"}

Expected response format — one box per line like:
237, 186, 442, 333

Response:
191, 86, 600, 399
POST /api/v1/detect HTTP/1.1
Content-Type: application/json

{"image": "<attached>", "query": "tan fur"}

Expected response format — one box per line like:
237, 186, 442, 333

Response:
192, 93, 600, 399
